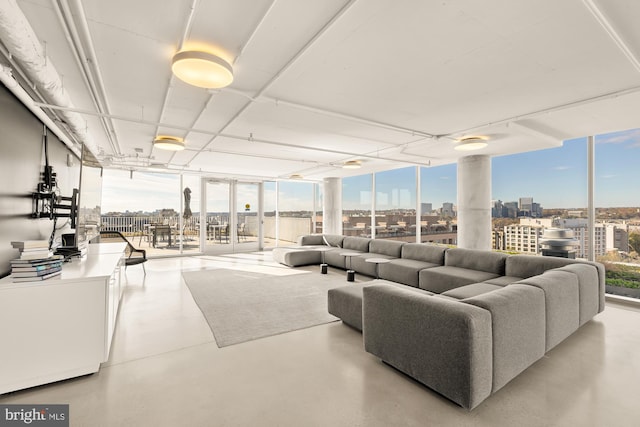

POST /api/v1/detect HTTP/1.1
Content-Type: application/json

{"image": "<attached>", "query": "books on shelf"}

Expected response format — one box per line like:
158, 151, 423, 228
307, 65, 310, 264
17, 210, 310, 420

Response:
10, 261, 63, 272
10, 254, 64, 266
9, 251, 65, 283
12, 266, 62, 278
12, 270, 62, 283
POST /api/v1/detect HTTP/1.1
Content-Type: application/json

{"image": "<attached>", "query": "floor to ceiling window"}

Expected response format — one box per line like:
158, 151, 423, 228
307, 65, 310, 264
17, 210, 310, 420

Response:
595, 128, 640, 299
375, 167, 416, 241
101, 169, 188, 256
263, 181, 277, 249
342, 174, 372, 237
420, 164, 457, 245
275, 180, 315, 247
492, 138, 587, 255
314, 183, 323, 234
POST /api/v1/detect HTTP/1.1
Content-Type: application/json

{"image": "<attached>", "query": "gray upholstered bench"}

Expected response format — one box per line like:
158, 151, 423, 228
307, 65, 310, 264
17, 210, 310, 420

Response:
272, 247, 322, 267
328, 280, 433, 331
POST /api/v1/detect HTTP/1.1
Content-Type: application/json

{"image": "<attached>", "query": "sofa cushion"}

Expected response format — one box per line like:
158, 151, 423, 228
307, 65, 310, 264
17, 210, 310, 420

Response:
401, 243, 447, 264
506, 255, 606, 313
323, 247, 350, 269
368, 239, 404, 258
505, 255, 581, 278
379, 259, 440, 287
445, 248, 508, 275
515, 269, 580, 351
442, 283, 504, 299
328, 280, 429, 330
482, 276, 523, 286
342, 236, 371, 252
323, 234, 344, 248
272, 247, 322, 267
419, 266, 500, 294
298, 234, 325, 246
463, 284, 546, 392
328, 283, 369, 331
554, 263, 600, 326
351, 253, 396, 278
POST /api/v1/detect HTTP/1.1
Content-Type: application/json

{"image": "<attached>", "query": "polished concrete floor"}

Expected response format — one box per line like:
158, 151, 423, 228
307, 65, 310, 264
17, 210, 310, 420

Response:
2, 253, 639, 426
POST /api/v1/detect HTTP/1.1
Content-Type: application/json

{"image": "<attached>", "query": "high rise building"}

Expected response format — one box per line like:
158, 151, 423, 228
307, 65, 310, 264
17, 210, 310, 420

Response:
421, 203, 433, 215
558, 219, 607, 258
442, 202, 455, 217
519, 197, 533, 216
504, 202, 519, 218
504, 218, 551, 254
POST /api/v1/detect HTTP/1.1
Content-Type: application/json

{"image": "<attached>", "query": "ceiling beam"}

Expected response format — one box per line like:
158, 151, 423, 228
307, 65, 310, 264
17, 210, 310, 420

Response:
582, 0, 640, 73
183, 0, 361, 166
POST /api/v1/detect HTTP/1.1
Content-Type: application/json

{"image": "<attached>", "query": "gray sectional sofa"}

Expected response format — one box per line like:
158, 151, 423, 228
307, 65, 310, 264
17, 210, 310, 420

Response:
272, 234, 606, 410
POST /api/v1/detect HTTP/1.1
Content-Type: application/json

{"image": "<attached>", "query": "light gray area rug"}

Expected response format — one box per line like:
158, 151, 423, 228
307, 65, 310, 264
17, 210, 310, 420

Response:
182, 267, 345, 347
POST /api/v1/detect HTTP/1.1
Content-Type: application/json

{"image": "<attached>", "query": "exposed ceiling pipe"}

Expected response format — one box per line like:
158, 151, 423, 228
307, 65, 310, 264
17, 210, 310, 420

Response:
451, 84, 640, 138
33, 100, 434, 167
153, 0, 199, 160
0, 0, 98, 156
262, 96, 436, 139
0, 65, 80, 157
54, 0, 121, 155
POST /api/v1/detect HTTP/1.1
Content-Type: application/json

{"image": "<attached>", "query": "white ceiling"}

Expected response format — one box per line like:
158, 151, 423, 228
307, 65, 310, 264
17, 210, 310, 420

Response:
2, 0, 640, 181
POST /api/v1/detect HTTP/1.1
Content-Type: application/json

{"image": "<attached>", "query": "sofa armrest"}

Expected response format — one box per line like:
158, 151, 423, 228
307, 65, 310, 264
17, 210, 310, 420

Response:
462, 284, 546, 392
363, 284, 492, 410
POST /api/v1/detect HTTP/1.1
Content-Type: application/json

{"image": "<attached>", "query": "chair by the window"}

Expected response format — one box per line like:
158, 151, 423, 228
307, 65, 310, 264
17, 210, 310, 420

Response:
99, 230, 147, 274
218, 224, 230, 243
237, 223, 247, 241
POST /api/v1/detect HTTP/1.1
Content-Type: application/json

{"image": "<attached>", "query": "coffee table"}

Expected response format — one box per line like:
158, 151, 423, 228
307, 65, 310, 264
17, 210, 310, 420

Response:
366, 257, 391, 279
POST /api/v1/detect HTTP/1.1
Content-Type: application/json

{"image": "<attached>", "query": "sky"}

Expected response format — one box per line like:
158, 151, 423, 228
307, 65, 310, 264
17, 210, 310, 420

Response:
100, 128, 640, 213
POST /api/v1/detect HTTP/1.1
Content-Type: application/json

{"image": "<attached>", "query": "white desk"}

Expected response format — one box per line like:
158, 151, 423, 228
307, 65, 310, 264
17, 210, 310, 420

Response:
0, 243, 125, 394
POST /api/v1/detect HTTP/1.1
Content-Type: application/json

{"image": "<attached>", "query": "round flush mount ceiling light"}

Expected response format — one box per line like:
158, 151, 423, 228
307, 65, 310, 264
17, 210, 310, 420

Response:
289, 174, 304, 180
153, 136, 185, 151
172, 51, 234, 88
454, 136, 488, 151
343, 160, 362, 169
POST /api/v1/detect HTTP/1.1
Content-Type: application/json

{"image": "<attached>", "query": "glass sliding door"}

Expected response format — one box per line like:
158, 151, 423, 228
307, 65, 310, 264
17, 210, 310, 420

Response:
236, 182, 261, 251
203, 180, 231, 252
202, 179, 262, 253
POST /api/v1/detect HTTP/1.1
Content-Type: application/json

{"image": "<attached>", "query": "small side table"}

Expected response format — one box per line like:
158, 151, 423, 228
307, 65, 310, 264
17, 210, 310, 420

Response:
340, 251, 360, 282
315, 246, 333, 274
365, 257, 391, 279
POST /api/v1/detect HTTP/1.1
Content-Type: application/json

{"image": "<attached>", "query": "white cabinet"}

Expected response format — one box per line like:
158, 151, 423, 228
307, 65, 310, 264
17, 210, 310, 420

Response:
0, 243, 126, 394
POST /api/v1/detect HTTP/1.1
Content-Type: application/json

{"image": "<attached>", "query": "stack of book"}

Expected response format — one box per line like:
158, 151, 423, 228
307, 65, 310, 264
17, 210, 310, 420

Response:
10, 241, 64, 283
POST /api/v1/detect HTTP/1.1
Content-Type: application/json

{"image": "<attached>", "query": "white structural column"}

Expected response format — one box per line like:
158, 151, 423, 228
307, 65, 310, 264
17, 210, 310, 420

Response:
457, 155, 491, 250
323, 177, 342, 235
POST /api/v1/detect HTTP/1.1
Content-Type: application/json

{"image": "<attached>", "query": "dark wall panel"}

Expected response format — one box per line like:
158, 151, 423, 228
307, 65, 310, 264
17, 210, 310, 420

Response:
0, 83, 81, 277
